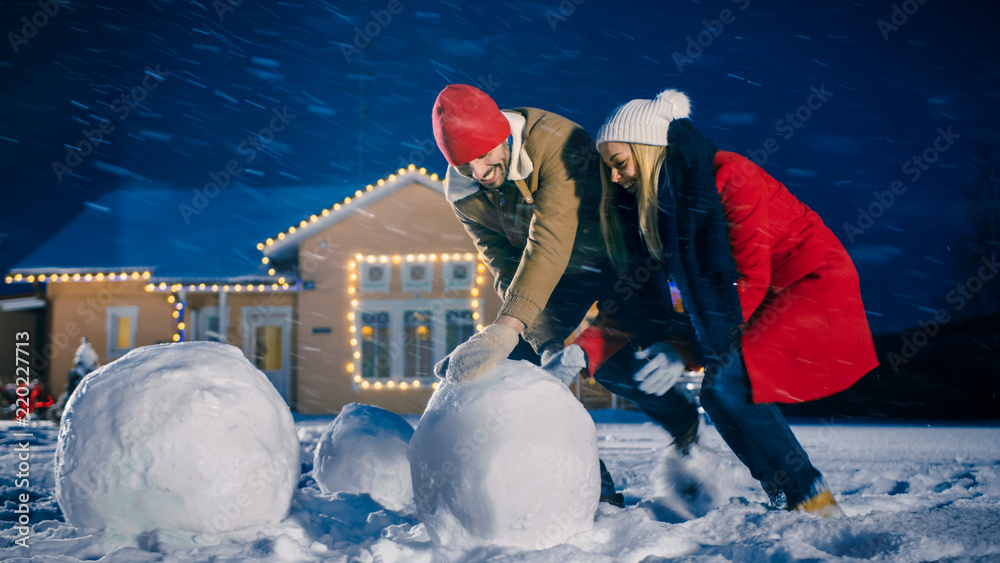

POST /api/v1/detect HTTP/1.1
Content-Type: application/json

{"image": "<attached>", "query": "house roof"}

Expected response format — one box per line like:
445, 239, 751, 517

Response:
8, 168, 444, 282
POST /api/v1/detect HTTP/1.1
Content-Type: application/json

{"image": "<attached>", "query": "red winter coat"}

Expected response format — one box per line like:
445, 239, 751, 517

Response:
714, 151, 878, 403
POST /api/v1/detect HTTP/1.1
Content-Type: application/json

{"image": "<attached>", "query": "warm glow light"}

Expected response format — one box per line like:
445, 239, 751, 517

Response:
172, 334, 180, 342
246, 285, 255, 292
321, 209, 329, 216
198, 283, 206, 290
158, 282, 166, 289
257, 243, 264, 250
85, 274, 94, 281
346, 362, 355, 373
399, 167, 407, 174
188, 285, 195, 291
418, 254, 426, 261
268, 268, 276, 276
429, 254, 437, 261
26, 275, 35, 283
272, 284, 279, 290
167, 295, 176, 304
351, 300, 358, 307
472, 312, 480, 320
235, 285, 242, 292
349, 325, 357, 333
334, 203, 341, 210
413, 380, 421, 388
95, 273, 104, 281
471, 300, 479, 307
477, 264, 486, 273
476, 277, 484, 284
282, 283, 289, 289
350, 338, 358, 346
465, 253, 474, 261
430, 173, 438, 180
476, 324, 484, 331
60, 274, 69, 281
432, 382, 440, 390
143, 271, 151, 279
387, 380, 395, 389
266, 238, 274, 245
344, 197, 351, 204
379, 255, 388, 263
289, 226, 297, 234
300, 220, 307, 228
278, 232, 286, 240
278, 277, 286, 284
108, 273, 117, 281
366, 255, 375, 263
145, 284, 154, 292
374, 381, 383, 390
212, 284, 219, 291
223, 285, 230, 291
471, 288, 479, 297
347, 312, 355, 321
366, 184, 373, 191
257, 284, 264, 291
362, 381, 370, 389
177, 322, 186, 330
72, 273, 81, 281
355, 190, 363, 198
377, 179, 385, 186
348, 287, 356, 295
441, 254, 450, 262
5, 276, 13, 284
310, 215, 318, 222
353, 351, 360, 359
418, 167, 426, 174
452, 253, 460, 260
392, 255, 401, 263
406, 254, 414, 262
172, 311, 179, 319
262, 257, 269, 264
400, 381, 409, 390
353, 375, 362, 383
361, 326, 372, 337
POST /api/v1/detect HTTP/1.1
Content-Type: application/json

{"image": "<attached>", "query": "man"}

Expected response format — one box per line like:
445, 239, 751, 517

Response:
430, 84, 609, 384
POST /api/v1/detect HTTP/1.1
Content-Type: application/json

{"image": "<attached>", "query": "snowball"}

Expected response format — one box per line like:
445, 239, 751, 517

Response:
409, 360, 600, 550
55, 342, 300, 539
312, 403, 415, 511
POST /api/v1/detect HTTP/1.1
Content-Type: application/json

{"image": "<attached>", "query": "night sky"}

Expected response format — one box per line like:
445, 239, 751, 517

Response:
2, 0, 999, 337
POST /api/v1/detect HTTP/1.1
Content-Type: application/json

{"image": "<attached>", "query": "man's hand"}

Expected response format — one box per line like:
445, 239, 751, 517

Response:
633, 342, 686, 396
541, 343, 588, 387
433, 323, 520, 383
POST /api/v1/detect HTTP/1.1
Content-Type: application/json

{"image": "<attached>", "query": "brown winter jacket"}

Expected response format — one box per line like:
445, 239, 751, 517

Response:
444, 108, 606, 351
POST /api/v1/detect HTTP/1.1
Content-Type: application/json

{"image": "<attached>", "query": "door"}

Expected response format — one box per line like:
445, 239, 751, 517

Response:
242, 305, 292, 403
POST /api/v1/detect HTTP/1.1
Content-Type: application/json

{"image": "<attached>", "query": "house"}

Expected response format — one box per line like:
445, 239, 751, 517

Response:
4, 166, 511, 414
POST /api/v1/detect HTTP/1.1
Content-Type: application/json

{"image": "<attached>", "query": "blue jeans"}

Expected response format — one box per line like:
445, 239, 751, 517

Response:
594, 345, 823, 507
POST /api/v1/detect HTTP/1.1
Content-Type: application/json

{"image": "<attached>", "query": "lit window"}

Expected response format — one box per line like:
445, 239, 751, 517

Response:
106, 306, 138, 359
446, 309, 476, 355
404, 310, 434, 378
360, 310, 391, 378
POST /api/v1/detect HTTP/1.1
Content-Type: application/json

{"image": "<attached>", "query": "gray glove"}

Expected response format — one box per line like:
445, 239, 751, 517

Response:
633, 342, 686, 396
541, 344, 588, 387
433, 323, 520, 383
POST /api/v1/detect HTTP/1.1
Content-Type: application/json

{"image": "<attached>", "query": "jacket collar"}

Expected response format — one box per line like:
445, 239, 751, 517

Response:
444, 110, 533, 204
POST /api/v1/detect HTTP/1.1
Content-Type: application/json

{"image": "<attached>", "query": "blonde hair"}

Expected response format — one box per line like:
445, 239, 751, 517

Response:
600, 143, 668, 274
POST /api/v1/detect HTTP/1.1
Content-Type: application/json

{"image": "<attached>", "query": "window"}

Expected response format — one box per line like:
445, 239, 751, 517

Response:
360, 263, 391, 293
404, 310, 434, 378
360, 310, 391, 378
443, 260, 475, 291
106, 306, 138, 359
196, 306, 227, 342
353, 299, 480, 386
446, 309, 476, 354
402, 262, 433, 293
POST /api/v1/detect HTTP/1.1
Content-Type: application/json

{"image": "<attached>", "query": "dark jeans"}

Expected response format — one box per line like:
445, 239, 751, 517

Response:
594, 344, 823, 507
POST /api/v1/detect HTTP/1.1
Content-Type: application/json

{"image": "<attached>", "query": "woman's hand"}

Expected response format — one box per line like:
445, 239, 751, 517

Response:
633, 342, 686, 396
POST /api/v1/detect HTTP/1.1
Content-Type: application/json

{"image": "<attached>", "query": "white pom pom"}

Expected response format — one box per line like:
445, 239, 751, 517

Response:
655, 89, 691, 120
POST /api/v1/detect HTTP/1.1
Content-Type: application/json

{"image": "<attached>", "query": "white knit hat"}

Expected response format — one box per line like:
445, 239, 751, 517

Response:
595, 89, 692, 147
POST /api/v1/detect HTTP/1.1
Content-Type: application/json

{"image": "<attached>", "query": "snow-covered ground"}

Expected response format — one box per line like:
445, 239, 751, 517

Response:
3, 412, 999, 562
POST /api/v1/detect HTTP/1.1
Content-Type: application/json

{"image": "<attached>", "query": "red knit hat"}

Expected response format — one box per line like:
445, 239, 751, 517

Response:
432, 84, 511, 166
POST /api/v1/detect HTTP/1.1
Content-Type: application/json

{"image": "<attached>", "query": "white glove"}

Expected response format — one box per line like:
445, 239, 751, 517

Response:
433, 323, 520, 383
541, 344, 588, 387
633, 342, 686, 396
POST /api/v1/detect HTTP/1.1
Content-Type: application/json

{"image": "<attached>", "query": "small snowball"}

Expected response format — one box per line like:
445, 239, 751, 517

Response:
409, 360, 600, 550
312, 403, 415, 511
55, 342, 300, 539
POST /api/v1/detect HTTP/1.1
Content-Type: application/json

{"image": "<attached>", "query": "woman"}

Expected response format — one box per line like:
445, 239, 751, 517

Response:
586, 88, 878, 516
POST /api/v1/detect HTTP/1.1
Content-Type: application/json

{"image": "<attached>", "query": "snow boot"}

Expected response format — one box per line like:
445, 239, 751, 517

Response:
599, 459, 625, 508
791, 486, 843, 518
671, 415, 699, 457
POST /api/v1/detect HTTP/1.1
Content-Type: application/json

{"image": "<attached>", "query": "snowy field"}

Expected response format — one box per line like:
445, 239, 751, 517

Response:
3, 413, 1000, 562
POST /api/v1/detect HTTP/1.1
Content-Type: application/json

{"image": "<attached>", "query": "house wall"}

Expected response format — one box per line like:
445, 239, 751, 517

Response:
43, 280, 175, 395
296, 181, 502, 415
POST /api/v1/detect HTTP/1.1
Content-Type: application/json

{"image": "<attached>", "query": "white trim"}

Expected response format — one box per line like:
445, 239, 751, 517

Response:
1, 297, 46, 312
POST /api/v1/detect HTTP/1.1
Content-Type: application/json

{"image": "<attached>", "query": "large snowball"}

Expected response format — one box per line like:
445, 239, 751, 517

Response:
55, 342, 300, 539
312, 403, 415, 511
409, 360, 600, 550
